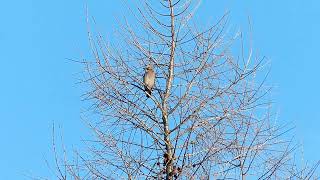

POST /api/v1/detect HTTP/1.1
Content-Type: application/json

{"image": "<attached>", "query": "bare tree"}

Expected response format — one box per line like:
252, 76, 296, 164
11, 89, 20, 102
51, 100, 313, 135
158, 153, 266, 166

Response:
49, 0, 319, 179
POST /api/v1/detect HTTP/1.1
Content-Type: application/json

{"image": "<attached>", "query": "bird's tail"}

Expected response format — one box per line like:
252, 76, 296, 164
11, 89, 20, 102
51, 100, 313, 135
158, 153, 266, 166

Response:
146, 88, 152, 98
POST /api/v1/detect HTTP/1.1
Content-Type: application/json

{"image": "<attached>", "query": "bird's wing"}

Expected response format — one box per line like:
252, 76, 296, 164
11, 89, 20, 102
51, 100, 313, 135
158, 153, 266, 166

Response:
143, 69, 155, 89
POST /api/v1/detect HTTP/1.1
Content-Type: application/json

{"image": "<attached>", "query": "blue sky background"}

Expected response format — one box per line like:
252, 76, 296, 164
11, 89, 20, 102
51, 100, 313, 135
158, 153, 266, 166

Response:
0, 0, 319, 179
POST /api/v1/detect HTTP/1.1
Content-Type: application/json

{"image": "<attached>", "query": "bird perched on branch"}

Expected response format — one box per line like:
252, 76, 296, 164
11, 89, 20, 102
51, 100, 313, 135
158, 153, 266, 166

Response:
143, 64, 155, 98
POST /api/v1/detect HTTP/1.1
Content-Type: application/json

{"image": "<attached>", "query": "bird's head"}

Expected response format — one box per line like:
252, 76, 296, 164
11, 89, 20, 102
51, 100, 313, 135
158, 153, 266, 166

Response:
145, 64, 153, 71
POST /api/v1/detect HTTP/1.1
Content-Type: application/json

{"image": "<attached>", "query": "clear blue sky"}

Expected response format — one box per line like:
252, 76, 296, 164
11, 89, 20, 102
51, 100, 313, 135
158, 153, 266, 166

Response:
0, 0, 319, 179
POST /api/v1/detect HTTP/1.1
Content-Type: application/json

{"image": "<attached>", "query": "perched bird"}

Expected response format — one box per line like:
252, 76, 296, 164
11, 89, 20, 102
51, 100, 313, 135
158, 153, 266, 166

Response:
143, 64, 155, 98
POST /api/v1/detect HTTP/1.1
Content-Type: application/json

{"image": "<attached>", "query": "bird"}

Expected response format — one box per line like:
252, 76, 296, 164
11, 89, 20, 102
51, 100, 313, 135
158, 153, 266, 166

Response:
143, 64, 155, 98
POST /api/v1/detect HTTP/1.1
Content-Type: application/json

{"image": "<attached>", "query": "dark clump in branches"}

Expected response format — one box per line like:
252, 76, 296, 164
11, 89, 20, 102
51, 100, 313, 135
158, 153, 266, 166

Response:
49, 0, 319, 179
